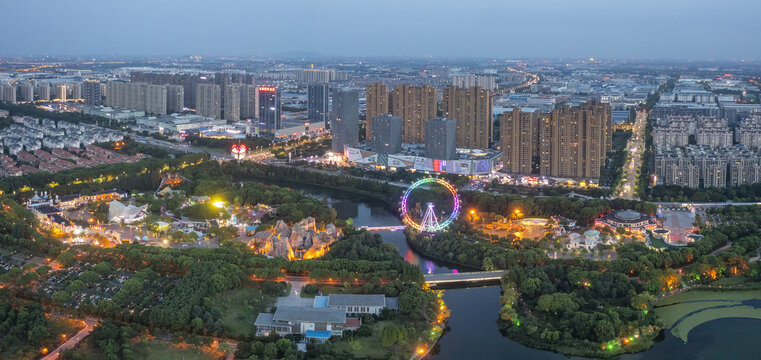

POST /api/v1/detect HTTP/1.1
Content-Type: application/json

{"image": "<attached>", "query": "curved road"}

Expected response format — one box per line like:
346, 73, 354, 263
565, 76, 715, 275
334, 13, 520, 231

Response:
42, 318, 98, 360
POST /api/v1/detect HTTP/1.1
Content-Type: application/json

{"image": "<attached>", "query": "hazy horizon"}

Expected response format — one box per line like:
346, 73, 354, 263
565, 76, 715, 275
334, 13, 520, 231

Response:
2, 0, 759, 60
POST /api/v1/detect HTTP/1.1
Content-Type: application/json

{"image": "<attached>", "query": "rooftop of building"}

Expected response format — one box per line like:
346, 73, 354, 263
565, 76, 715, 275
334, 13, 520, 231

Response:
272, 306, 346, 324
327, 294, 386, 308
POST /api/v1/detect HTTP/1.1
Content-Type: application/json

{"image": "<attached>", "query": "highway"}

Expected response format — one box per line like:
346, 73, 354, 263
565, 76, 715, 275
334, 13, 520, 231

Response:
616, 110, 647, 200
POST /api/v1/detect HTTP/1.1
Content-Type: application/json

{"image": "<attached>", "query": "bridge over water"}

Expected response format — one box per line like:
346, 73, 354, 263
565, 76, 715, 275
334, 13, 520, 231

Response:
360, 225, 407, 231
424, 270, 505, 288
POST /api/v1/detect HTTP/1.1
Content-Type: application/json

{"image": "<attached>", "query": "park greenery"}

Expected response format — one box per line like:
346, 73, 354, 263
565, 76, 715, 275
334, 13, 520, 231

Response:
650, 182, 761, 202
0, 151, 206, 197
185, 134, 273, 151
1, 148, 759, 358
0, 299, 79, 359
1, 174, 436, 359
406, 188, 760, 357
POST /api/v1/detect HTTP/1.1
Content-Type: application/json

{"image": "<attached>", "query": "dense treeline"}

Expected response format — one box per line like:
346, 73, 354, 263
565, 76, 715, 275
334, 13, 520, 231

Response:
63, 320, 136, 360
498, 262, 659, 357
0, 152, 206, 197
0, 198, 64, 255
185, 134, 273, 150
602, 129, 632, 187
650, 183, 761, 202
460, 190, 657, 226
100, 137, 179, 158
177, 168, 338, 224
0, 300, 52, 358
185, 160, 406, 205
308, 162, 470, 187
148, 260, 246, 329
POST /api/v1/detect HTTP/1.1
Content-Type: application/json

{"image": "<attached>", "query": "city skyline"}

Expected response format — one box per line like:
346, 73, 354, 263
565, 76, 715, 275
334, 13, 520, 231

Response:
2, 0, 761, 59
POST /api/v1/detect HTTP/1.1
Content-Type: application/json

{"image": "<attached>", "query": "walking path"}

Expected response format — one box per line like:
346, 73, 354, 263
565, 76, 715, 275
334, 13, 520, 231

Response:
42, 318, 99, 360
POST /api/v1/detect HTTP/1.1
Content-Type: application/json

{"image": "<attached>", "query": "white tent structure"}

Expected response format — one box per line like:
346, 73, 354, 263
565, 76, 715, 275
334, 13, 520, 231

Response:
108, 200, 148, 223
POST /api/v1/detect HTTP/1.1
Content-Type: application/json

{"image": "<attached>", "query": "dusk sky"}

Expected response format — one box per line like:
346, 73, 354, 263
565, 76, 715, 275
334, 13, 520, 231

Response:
2, 0, 759, 59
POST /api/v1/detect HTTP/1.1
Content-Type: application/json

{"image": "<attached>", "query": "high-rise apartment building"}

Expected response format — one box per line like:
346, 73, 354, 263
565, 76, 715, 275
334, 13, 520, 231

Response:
425, 118, 457, 160
542, 100, 611, 179
19, 84, 34, 102
70, 83, 82, 100
258, 86, 281, 136
196, 83, 221, 119
55, 84, 67, 101
500, 108, 540, 174
224, 84, 241, 121
442, 86, 493, 149
0, 85, 16, 103
370, 114, 402, 155
736, 115, 761, 148
36, 83, 50, 101
502, 100, 611, 179
331, 88, 359, 153
165, 84, 184, 113
307, 83, 330, 125
696, 117, 732, 148
145, 84, 168, 115
391, 84, 437, 144
240, 84, 258, 119
82, 79, 102, 105
451, 74, 497, 91
365, 82, 390, 140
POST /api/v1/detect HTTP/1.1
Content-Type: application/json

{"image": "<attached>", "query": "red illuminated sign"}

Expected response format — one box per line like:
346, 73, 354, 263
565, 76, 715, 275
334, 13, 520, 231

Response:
258, 86, 276, 92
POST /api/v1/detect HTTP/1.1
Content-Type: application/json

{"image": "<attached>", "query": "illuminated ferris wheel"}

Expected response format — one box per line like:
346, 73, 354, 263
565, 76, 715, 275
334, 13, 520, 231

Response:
400, 178, 461, 232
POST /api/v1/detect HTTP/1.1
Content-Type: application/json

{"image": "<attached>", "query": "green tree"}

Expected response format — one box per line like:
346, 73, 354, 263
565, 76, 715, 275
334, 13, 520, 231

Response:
381, 324, 397, 347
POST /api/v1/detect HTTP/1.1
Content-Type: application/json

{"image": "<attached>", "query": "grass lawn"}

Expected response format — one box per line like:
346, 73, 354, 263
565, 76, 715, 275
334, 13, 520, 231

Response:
332, 319, 424, 359
648, 236, 670, 249
332, 320, 399, 359
655, 288, 761, 342
656, 288, 760, 306
712, 275, 748, 286
133, 340, 217, 360
214, 285, 277, 338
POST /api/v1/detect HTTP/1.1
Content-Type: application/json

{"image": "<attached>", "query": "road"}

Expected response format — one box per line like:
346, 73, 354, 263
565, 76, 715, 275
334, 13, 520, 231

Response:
616, 110, 647, 200
42, 318, 98, 360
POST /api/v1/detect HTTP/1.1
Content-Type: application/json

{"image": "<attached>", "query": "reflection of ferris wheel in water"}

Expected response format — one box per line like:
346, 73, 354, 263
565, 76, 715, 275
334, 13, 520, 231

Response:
400, 178, 461, 232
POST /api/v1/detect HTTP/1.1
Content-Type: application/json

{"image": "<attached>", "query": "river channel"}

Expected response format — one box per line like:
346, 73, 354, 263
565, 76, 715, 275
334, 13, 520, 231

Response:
260, 179, 761, 359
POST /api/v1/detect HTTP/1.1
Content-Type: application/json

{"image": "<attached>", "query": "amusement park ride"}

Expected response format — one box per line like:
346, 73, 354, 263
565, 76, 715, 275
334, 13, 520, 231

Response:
400, 178, 461, 233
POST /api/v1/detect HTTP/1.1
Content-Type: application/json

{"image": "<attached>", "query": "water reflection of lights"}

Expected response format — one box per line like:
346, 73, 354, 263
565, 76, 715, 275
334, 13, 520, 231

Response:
404, 249, 419, 265
425, 261, 435, 274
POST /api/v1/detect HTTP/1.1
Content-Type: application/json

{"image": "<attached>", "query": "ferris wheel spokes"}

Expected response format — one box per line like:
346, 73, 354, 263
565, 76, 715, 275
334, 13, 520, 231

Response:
400, 178, 460, 233
421, 203, 441, 232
